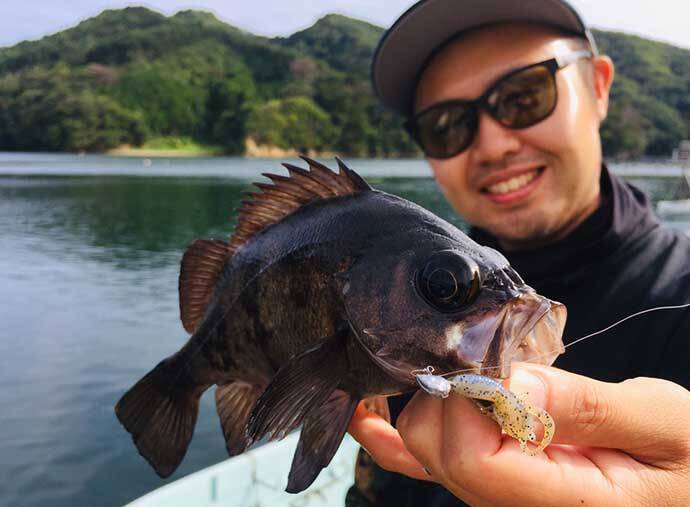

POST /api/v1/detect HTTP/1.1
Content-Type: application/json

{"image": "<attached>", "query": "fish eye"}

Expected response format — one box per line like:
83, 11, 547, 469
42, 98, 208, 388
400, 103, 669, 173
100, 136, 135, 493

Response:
415, 251, 481, 313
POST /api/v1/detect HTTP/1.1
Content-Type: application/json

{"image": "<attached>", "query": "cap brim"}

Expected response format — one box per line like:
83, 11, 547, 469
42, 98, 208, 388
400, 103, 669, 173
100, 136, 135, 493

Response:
372, 0, 589, 115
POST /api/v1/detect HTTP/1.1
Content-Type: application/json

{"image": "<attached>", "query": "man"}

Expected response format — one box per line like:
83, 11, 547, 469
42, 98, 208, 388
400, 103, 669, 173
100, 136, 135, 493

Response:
347, 0, 690, 505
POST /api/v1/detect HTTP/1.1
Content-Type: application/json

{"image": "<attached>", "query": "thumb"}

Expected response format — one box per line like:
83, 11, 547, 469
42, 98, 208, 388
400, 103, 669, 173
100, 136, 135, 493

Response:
507, 363, 690, 462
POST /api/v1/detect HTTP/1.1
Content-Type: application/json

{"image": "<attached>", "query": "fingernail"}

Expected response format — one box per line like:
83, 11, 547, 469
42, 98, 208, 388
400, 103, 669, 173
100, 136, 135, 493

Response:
509, 367, 547, 408
423, 466, 432, 476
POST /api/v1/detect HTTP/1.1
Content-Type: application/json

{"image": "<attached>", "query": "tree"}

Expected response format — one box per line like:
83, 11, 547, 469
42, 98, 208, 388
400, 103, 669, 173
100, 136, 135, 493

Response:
0, 63, 146, 151
246, 96, 335, 152
203, 68, 257, 154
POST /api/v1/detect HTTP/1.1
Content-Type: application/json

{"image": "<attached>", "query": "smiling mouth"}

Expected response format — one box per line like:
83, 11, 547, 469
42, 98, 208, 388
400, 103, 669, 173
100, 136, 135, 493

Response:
481, 167, 546, 195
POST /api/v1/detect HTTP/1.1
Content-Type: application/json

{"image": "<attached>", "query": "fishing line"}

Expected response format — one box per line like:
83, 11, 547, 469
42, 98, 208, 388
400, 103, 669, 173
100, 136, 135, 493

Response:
417, 302, 690, 379
410, 366, 435, 376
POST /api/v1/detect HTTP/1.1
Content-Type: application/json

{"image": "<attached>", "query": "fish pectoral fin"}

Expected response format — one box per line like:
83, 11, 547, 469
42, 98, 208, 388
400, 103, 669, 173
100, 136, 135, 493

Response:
179, 239, 231, 334
246, 332, 347, 446
286, 389, 358, 493
215, 381, 264, 456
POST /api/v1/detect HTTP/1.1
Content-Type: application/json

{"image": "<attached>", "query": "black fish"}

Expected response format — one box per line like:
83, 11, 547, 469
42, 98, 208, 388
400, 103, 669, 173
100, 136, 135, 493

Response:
115, 157, 566, 493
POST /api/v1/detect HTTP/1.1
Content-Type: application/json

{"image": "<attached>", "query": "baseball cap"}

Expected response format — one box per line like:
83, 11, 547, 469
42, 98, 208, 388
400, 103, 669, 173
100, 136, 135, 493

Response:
372, 0, 597, 115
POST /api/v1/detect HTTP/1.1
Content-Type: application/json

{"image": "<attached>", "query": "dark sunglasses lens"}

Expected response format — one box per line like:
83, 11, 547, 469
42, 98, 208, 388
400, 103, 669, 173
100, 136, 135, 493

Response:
491, 65, 557, 128
412, 104, 476, 159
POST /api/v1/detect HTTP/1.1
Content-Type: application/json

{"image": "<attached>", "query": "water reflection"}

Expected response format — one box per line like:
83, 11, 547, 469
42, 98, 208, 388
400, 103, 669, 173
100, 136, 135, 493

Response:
628, 176, 690, 232
1, 176, 255, 269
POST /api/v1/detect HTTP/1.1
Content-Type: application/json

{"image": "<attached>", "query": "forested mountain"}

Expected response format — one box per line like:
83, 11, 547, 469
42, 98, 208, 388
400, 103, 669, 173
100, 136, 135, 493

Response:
594, 29, 690, 157
0, 7, 687, 157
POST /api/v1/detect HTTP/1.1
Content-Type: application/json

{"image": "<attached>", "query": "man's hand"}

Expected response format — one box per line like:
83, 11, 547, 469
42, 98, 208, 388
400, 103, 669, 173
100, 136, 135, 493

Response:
348, 363, 690, 506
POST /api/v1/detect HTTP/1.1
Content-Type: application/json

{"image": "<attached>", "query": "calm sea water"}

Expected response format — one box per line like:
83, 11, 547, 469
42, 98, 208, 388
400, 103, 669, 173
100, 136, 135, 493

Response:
1, 153, 688, 507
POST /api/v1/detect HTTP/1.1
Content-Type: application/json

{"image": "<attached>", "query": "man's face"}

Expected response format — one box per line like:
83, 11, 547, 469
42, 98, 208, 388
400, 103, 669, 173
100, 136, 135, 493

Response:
414, 24, 614, 250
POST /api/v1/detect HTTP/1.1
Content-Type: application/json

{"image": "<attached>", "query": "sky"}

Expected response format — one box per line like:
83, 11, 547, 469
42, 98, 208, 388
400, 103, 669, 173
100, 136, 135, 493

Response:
1, 0, 689, 50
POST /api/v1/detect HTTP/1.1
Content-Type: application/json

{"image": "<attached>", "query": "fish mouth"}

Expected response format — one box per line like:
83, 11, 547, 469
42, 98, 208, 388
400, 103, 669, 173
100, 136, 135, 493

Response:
348, 289, 565, 387
505, 293, 567, 368
462, 290, 567, 379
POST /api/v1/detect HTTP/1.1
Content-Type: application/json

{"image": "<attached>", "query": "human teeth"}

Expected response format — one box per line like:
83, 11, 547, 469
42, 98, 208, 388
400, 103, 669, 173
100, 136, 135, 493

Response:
487, 170, 539, 195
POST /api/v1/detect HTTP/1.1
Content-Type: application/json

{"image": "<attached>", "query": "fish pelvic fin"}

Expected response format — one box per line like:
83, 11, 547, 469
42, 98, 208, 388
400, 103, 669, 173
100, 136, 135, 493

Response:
115, 352, 206, 478
179, 239, 231, 334
215, 381, 265, 456
286, 389, 358, 493
246, 331, 348, 448
230, 158, 371, 252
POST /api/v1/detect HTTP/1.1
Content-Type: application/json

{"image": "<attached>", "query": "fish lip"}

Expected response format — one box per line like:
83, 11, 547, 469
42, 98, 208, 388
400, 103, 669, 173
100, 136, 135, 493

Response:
510, 296, 567, 367
476, 290, 566, 379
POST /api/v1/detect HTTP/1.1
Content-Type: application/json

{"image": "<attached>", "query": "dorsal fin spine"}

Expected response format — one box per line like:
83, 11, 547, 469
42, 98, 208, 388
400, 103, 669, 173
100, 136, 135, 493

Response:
262, 175, 315, 200
228, 158, 369, 252
282, 164, 334, 197
299, 156, 347, 191
336, 156, 372, 190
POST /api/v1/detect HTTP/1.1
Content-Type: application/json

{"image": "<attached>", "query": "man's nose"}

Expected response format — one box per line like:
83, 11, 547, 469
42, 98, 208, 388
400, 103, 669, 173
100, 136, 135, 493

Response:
471, 110, 523, 166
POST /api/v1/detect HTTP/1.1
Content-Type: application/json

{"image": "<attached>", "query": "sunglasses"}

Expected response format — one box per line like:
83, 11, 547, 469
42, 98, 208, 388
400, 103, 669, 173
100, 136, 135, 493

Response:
405, 49, 593, 159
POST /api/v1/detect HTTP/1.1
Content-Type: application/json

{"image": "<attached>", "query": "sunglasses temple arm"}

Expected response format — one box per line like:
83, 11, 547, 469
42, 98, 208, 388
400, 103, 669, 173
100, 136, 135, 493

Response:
555, 49, 593, 68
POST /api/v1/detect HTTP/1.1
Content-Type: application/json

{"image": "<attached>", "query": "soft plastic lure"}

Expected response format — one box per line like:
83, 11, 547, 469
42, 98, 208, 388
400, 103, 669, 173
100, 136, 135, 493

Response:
416, 372, 554, 454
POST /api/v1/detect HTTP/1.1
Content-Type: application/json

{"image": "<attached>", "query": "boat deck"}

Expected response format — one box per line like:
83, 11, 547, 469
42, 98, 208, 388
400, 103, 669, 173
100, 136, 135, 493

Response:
127, 433, 359, 506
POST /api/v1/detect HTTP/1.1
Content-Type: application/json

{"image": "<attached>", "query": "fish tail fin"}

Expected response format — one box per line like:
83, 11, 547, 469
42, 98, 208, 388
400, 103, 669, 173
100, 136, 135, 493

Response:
115, 352, 204, 478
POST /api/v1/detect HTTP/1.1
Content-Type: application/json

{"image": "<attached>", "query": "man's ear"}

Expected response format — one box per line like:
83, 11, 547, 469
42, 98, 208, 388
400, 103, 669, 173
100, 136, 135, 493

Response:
591, 56, 615, 121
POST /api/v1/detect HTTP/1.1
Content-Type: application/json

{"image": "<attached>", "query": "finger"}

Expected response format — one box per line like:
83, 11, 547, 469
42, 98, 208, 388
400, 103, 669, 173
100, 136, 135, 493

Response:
508, 363, 690, 462
395, 391, 444, 473
347, 401, 431, 481
396, 392, 495, 507
362, 396, 391, 423
463, 442, 629, 506
398, 389, 503, 467
400, 393, 622, 506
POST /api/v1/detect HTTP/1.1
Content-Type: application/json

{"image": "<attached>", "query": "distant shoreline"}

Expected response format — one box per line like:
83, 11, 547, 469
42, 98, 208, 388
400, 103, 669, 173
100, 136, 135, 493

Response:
105, 138, 341, 159
105, 146, 221, 158
106, 138, 224, 157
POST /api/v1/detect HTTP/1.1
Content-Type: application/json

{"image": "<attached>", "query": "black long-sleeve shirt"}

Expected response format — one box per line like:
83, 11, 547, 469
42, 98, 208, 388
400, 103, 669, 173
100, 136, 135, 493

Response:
347, 166, 690, 507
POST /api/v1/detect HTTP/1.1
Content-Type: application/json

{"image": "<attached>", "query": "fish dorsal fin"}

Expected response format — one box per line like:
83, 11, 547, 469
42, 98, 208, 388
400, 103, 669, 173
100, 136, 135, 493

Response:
179, 239, 232, 334
229, 156, 371, 252
179, 157, 369, 334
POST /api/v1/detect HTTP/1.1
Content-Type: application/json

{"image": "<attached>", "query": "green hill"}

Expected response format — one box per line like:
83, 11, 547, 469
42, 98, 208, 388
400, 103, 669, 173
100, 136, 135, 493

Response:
276, 14, 382, 75
0, 8, 687, 157
593, 29, 690, 156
